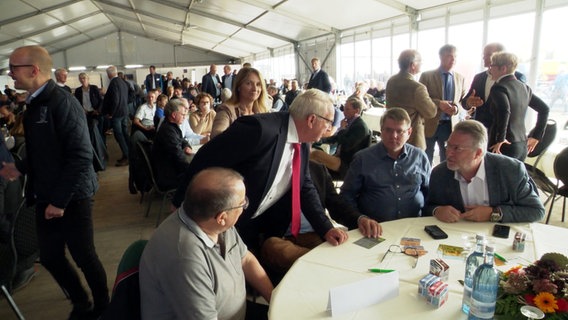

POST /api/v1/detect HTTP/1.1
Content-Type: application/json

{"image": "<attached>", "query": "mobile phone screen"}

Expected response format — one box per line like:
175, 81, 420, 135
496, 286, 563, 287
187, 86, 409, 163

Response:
492, 224, 510, 239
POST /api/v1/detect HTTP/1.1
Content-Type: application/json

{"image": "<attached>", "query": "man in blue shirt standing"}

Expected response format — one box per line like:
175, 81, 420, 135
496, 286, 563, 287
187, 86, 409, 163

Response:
341, 107, 430, 222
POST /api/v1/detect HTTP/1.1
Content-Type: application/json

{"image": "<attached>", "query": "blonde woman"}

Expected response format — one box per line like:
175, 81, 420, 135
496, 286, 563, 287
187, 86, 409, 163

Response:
211, 67, 269, 138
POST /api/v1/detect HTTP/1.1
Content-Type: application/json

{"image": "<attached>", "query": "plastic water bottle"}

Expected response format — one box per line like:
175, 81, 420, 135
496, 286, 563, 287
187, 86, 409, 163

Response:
468, 245, 499, 320
462, 234, 486, 314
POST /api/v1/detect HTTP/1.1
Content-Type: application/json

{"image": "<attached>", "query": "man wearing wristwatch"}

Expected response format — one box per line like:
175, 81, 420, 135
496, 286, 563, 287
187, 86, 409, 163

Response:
424, 120, 544, 223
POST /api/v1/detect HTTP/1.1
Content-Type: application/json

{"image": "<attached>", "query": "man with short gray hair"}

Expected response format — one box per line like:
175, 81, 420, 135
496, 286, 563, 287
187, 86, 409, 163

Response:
420, 44, 467, 164
102, 65, 130, 166
386, 49, 437, 150
172, 89, 349, 251
54, 67, 71, 93
425, 120, 544, 223
152, 99, 193, 190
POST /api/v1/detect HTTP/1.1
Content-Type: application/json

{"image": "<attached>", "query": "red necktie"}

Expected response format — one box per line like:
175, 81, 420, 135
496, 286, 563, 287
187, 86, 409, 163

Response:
291, 143, 301, 237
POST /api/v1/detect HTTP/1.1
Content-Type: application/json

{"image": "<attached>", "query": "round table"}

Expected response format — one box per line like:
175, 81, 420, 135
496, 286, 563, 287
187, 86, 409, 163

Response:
268, 216, 568, 319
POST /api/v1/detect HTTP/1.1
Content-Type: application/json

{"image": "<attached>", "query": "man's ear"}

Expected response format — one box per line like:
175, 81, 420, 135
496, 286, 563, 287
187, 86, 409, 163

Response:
307, 114, 316, 129
216, 211, 228, 226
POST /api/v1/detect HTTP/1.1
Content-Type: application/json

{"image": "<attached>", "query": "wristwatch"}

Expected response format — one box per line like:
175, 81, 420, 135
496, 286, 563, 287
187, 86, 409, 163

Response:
490, 207, 503, 222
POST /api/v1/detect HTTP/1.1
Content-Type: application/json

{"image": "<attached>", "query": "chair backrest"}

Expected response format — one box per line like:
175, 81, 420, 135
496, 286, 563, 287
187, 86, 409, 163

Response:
524, 163, 557, 195
553, 146, 568, 186
528, 119, 557, 158
0, 235, 17, 293
100, 239, 148, 320
12, 201, 38, 275
135, 140, 156, 193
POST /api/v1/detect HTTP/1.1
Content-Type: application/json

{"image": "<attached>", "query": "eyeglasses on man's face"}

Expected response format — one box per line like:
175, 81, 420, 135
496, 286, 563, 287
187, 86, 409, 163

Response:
224, 196, 249, 212
313, 113, 334, 127
9, 64, 35, 73
381, 127, 410, 136
445, 142, 474, 154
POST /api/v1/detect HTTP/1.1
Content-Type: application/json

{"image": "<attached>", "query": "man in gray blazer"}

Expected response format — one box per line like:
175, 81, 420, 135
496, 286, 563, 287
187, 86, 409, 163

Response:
424, 120, 544, 223
419, 44, 466, 163
386, 49, 437, 150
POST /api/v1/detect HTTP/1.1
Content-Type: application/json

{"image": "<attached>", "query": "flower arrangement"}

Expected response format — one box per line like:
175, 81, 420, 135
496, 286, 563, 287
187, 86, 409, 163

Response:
496, 253, 568, 319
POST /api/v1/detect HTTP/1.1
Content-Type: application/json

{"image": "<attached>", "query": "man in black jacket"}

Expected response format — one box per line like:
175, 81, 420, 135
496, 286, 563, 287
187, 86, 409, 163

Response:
2, 45, 109, 320
103, 65, 130, 166
152, 99, 193, 190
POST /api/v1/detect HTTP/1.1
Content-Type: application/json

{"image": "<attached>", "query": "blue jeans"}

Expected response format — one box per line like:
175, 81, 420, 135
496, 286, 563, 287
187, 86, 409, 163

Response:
426, 121, 452, 164
111, 116, 129, 159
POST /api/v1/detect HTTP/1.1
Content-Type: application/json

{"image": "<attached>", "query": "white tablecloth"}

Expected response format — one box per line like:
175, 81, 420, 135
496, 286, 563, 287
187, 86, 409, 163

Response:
268, 217, 568, 320
361, 107, 385, 133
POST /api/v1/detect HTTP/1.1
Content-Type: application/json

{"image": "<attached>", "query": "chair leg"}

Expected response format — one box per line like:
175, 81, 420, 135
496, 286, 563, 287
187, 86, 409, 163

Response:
562, 196, 566, 223
145, 189, 155, 218
1, 285, 25, 320
156, 194, 167, 228
546, 191, 557, 224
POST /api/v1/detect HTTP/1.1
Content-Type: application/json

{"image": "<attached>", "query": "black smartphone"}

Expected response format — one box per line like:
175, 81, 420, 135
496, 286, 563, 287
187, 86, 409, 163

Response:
492, 224, 510, 239
424, 225, 448, 239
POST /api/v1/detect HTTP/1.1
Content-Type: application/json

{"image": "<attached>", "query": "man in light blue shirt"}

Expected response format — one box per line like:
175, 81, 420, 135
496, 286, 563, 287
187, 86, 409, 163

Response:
341, 108, 430, 222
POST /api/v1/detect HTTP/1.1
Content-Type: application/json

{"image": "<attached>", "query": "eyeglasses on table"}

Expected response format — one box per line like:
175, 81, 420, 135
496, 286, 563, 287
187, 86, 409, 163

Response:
380, 244, 420, 268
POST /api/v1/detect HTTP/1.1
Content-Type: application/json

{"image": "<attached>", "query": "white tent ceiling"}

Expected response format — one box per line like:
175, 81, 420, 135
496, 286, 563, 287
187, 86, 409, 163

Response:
0, 0, 465, 69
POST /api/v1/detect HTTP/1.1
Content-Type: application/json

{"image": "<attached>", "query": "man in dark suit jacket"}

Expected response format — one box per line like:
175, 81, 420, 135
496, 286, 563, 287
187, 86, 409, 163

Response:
425, 120, 544, 223
161, 71, 180, 93
310, 97, 370, 178
102, 65, 130, 166
144, 65, 162, 92
201, 64, 222, 100
487, 52, 549, 161
74, 72, 103, 134
172, 89, 348, 250
152, 99, 192, 190
307, 58, 332, 93
461, 43, 527, 130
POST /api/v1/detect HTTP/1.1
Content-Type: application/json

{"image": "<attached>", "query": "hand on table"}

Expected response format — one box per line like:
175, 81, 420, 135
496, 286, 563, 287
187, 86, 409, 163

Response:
357, 216, 382, 238
324, 228, 348, 246
461, 206, 492, 222
433, 205, 462, 223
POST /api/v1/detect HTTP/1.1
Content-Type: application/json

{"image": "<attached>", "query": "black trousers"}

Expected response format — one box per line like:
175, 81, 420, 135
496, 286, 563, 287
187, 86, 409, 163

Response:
499, 140, 528, 161
36, 198, 109, 311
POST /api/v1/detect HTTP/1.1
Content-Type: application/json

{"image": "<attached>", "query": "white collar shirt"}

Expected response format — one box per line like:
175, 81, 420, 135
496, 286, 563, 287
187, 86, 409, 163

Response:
454, 158, 489, 207
252, 116, 299, 218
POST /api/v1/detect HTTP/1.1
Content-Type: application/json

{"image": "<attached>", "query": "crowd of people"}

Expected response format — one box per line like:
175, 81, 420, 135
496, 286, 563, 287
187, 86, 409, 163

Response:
0, 41, 551, 320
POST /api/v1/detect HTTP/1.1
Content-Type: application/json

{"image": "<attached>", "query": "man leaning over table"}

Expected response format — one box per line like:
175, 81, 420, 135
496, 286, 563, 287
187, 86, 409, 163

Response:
425, 120, 545, 223
140, 167, 273, 320
341, 107, 431, 222
171, 89, 349, 252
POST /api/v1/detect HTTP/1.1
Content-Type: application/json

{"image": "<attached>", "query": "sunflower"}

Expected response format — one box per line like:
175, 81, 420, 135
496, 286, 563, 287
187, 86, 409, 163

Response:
533, 292, 559, 313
